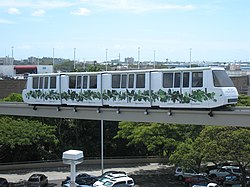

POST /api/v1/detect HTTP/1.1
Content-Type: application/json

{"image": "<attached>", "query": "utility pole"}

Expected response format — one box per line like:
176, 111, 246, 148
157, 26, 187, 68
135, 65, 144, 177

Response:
106, 48, 108, 71
189, 48, 192, 68
138, 47, 140, 69
11, 46, 14, 65
74, 48, 76, 70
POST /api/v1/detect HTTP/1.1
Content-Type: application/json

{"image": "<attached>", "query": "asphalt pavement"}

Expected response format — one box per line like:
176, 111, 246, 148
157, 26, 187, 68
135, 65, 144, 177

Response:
0, 163, 184, 187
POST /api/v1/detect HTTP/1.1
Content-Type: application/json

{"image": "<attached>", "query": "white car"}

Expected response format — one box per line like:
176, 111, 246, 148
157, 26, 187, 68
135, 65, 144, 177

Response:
192, 183, 220, 187
174, 167, 205, 181
209, 166, 241, 177
93, 172, 127, 187
98, 176, 134, 187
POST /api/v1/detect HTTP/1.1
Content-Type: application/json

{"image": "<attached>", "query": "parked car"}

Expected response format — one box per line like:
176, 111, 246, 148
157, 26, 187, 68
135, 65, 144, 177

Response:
27, 174, 48, 187
192, 182, 220, 187
185, 176, 214, 187
0, 178, 9, 187
61, 173, 97, 186
98, 176, 134, 187
174, 167, 206, 181
93, 171, 127, 187
209, 166, 241, 178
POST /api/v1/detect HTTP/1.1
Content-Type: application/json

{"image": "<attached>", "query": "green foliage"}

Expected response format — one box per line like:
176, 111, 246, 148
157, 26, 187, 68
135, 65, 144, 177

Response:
1, 93, 23, 102
115, 122, 191, 156
237, 94, 250, 106
0, 116, 58, 161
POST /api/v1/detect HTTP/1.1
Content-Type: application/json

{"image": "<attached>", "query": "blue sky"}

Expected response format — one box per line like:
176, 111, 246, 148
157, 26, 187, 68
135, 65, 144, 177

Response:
0, 0, 249, 62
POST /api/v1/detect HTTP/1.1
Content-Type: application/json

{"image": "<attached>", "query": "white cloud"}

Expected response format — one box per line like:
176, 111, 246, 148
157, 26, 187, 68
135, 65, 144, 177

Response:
7, 8, 22, 15
0, 0, 75, 9
89, 0, 195, 13
70, 7, 90, 16
32, 9, 45, 17
0, 18, 15, 24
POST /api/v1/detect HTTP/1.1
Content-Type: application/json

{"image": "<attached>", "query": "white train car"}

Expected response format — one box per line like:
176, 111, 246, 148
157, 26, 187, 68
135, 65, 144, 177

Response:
22, 67, 238, 109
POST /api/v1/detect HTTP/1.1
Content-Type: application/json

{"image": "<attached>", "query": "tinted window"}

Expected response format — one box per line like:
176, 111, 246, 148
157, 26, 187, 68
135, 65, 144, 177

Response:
112, 75, 120, 88
44, 77, 48, 89
121, 74, 127, 88
213, 70, 234, 87
39, 77, 43, 89
183, 72, 190, 87
76, 76, 81, 89
163, 73, 173, 88
174, 73, 181, 88
82, 76, 88, 89
136, 74, 145, 88
192, 72, 203, 87
69, 76, 76, 89
90, 75, 97, 89
33, 77, 38, 89
128, 74, 134, 88
50, 76, 56, 89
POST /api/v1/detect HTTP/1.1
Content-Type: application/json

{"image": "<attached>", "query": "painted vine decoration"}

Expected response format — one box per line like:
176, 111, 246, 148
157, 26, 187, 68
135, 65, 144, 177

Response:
25, 89, 217, 104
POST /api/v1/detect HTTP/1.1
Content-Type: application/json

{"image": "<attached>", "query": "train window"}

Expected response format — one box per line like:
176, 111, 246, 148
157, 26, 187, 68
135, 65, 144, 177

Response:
192, 72, 203, 87
82, 76, 88, 89
213, 70, 234, 87
50, 76, 56, 89
174, 73, 181, 88
44, 77, 48, 89
128, 74, 134, 88
163, 73, 173, 88
121, 74, 127, 88
183, 72, 190, 88
33, 77, 39, 89
76, 76, 81, 89
69, 76, 76, 89
112, 75, 120, 88
39, 77, 43, 89
90, 75, 97, 89
136, 74, 145, 88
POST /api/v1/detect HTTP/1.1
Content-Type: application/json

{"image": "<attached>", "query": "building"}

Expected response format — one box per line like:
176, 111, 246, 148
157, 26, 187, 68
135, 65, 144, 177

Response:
0, 65, 53, 78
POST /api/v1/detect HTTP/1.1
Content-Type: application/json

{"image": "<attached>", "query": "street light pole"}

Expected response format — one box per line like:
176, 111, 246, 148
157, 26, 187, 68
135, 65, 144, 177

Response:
11, 46, 14, 65
189, 48, 192, 68
106, 48, 108, 71
138, 47, 140, 69
74, 48, 76, 70
53, 48, 55, 72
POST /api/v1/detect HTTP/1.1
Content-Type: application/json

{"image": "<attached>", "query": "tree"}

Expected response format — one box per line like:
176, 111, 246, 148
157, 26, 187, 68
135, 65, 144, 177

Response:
198, 126, 250, 187
115, 122, 200, 157
0, 116, 58, 162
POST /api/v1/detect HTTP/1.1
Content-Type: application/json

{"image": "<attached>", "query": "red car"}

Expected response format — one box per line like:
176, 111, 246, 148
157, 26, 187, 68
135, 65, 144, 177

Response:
185, 175, 213, 187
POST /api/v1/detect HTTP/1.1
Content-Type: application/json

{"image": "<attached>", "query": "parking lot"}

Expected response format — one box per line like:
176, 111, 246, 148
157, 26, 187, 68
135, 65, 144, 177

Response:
0, 163, 185, 187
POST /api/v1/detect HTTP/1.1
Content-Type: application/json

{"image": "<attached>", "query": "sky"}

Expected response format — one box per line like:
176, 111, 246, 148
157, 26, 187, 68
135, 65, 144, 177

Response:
0, 0, 250, 63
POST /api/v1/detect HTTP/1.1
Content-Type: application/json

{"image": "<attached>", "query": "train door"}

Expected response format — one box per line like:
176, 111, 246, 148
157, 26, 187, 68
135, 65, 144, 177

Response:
181, 71, 191, 107
43, 75, 61, 104
127, 72, 151, 107
190, 71, 209, 108
65, 74, 102, 106
108, 73, 128, 106
158, 71, 186, 108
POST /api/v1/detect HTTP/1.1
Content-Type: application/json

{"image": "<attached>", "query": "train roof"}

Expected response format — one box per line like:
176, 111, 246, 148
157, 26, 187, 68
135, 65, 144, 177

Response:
28, 67, 225, 77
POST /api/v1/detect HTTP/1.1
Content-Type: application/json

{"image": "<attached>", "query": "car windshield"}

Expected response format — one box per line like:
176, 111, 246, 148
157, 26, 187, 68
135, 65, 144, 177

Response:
232, 168, 241, 173
103, 181, 113, 186
28, 178, 39, 182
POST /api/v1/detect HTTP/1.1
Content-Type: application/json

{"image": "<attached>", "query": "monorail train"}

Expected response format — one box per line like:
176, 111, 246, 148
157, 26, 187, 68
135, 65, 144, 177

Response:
22, 67, 238, 109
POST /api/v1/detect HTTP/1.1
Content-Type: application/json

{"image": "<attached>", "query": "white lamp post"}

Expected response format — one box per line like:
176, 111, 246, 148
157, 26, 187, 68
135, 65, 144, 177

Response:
62, 150, 84, 187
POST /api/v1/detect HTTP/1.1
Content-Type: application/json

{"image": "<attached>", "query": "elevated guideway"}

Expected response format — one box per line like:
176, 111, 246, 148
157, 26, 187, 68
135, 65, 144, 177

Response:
0, 102, 250, 127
